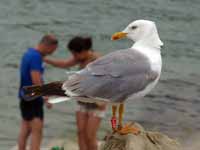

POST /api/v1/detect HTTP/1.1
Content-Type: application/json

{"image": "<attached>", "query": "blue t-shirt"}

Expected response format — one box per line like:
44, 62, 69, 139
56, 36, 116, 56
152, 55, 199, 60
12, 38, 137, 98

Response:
19, 48, 44, 99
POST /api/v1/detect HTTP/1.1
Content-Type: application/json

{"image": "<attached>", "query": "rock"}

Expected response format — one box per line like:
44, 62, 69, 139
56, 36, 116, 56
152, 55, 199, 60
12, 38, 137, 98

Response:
100, 123, 181, 150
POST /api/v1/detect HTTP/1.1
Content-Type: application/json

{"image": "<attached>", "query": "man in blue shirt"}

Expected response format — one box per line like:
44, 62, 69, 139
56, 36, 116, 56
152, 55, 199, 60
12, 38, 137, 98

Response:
18, 35, 58, 150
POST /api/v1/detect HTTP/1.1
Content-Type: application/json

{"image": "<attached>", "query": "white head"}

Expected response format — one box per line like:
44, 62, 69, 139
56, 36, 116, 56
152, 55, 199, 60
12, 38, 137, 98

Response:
112, 20, 163, 49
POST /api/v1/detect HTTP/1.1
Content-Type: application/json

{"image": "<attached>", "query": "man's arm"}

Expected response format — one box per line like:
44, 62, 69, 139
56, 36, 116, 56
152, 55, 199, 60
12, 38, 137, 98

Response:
31, 71, 52, 108
44, 56, 77, 68
31, 71, 43, 85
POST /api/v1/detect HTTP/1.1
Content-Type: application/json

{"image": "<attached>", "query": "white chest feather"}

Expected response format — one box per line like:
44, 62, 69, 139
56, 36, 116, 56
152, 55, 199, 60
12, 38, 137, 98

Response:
126, 45, 162, 101
133, 45, 162, 74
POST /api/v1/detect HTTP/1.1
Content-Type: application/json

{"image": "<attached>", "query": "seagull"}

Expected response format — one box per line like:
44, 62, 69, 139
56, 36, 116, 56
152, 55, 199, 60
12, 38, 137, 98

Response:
24, 20, 163, 134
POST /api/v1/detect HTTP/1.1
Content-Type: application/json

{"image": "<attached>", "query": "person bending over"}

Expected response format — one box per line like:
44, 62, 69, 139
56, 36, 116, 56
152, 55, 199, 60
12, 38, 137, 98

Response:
18, 35, 58, 150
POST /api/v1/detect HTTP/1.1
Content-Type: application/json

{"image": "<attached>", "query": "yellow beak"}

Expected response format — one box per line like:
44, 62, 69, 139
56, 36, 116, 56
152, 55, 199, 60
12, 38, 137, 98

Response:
111, 32, 127, 40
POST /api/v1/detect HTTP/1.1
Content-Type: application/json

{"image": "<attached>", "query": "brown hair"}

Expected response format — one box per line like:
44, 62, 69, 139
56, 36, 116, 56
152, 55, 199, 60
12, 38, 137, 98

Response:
67, 36, 92, 53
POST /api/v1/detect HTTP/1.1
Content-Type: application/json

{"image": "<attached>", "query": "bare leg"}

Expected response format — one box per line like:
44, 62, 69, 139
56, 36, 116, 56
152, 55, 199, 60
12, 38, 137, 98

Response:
30, 118, 43, 150
76, 111, 88, 150
18, 120, 31, 150
86, 112, 101, 150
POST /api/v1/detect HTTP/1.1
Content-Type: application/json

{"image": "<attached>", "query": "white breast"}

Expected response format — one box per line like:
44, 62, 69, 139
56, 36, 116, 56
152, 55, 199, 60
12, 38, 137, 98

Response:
133, 45, 162, 74
127, 45, 162, 101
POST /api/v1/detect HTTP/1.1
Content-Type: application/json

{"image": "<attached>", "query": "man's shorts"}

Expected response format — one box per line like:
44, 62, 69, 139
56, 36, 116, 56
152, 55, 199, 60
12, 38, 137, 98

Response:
19, 98, 44, 121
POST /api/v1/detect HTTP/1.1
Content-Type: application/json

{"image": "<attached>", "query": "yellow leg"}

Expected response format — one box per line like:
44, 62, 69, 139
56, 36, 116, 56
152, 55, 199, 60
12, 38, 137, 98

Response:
116, 103, 140, 135
112, 105, 117, 118
118, 103, 124, 129
111, 105, 117, 131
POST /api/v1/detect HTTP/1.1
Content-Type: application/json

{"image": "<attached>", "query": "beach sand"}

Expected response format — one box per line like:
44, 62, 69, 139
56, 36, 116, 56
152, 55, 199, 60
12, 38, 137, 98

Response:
47, 139, 104, 150
10, 138, 102, 150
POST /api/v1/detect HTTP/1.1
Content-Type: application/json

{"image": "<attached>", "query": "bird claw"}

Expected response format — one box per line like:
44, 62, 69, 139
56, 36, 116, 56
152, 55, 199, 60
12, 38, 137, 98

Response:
116, 122, 140, 135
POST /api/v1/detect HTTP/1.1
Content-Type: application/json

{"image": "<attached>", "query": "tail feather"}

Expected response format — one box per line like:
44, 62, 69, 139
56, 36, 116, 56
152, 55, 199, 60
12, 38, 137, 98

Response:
23, 81, 66, 98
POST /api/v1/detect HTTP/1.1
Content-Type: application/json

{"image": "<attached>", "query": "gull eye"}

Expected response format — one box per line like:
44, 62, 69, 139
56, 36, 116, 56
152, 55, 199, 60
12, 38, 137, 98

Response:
131, 26, 137, 30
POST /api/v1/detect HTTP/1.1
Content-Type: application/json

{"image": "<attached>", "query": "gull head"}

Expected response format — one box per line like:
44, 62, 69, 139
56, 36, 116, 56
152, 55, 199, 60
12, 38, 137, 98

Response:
112, 20, 163, 49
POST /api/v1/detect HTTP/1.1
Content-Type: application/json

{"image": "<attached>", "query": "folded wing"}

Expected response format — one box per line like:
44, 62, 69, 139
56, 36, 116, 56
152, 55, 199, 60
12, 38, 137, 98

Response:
63, 49, 158, 103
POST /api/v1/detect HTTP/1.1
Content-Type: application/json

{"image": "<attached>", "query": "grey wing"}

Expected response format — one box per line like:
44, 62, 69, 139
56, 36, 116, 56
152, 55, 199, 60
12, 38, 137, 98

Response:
63, 49, 158, 103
